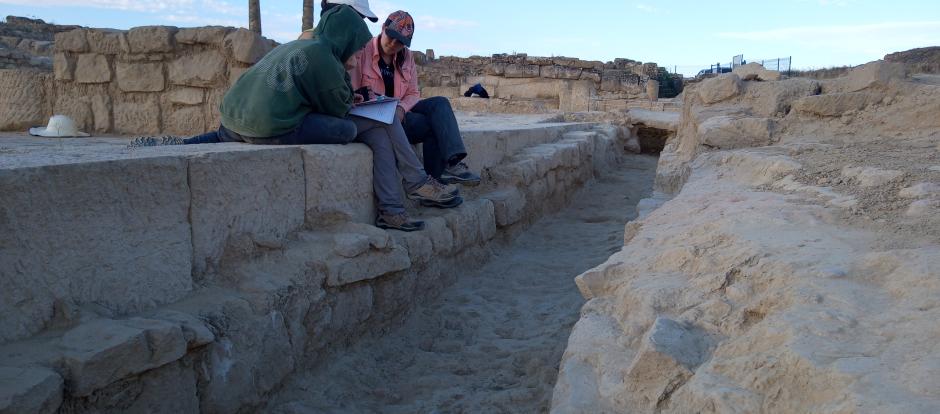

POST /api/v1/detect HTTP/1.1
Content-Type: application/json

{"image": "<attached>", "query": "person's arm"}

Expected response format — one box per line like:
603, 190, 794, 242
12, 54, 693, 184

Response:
398, 51, 421, 113
316, 85, 354, 118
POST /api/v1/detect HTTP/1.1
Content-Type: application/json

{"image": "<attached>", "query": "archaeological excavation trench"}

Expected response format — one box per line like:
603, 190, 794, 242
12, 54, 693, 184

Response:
266, 154, 659, 413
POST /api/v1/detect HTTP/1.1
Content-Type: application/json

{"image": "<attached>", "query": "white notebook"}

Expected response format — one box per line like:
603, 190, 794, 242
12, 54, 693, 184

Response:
349, 98, 400, 124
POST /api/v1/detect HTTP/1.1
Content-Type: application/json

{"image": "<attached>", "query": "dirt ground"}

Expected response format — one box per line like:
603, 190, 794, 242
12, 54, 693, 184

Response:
266, 154, 659, 414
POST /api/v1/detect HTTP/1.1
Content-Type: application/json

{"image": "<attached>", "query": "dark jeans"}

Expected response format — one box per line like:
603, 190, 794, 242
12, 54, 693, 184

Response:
402, 97, 467, 179
185, 112, 357, 145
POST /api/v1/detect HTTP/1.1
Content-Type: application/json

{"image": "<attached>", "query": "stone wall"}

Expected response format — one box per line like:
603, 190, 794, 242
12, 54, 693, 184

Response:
416, 53, 672, 113
0, 121, 623, 413
49, 25, 275, 135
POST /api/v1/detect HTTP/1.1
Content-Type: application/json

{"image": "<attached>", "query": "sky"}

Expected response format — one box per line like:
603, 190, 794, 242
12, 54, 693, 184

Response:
2, 0, 939, 76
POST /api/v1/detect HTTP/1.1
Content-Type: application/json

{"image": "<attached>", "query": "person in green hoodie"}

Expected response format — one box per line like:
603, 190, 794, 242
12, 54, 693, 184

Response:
181, 5, 458, 231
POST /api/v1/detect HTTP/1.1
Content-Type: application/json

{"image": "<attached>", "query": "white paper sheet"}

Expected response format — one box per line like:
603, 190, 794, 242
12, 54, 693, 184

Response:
349, 98, 400, 124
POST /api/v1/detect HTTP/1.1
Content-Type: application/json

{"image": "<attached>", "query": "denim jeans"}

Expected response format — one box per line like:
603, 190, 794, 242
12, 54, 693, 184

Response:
184, 112, 358, 145
402, 97, 468, 179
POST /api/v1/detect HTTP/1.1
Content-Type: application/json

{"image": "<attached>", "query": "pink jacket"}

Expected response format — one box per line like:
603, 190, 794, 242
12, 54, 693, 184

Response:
349, 36, 421, 113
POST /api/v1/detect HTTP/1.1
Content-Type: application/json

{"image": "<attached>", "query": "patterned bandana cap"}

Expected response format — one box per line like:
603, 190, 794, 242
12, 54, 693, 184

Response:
383, 10, 414, 47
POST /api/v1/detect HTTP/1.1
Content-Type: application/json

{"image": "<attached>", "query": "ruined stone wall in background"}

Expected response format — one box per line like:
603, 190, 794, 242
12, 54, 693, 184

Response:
414, 52, 665, 113
49, 25, 275, 136
0, 16, 74, 70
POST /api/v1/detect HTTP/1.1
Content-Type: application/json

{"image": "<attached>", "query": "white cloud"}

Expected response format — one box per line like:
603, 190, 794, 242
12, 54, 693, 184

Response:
0, 0, 242, 16
635, 3, 660, 13
414, 16, 478, 31
718, 21, 940, 41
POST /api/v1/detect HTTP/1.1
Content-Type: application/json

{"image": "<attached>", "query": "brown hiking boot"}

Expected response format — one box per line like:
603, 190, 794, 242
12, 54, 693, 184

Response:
375, 212, 425, 232
407, 177, 459, 203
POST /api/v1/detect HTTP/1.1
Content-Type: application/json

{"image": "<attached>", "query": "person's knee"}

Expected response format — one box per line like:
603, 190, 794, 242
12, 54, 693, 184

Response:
426, 96, 452, 110
337, 121, 357, 143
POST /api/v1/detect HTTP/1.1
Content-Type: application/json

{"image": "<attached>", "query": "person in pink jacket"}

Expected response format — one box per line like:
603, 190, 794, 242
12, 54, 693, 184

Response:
348, 11, 481, 186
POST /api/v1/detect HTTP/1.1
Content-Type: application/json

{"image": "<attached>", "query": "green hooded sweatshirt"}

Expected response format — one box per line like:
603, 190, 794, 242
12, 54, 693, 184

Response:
219, 6, 372, 138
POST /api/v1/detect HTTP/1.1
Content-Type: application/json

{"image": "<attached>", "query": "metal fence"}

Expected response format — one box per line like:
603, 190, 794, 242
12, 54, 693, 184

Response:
745, 56, 792, 73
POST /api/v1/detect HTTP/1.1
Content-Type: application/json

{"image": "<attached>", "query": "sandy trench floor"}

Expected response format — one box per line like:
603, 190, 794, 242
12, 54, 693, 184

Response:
268, 154, 659, 414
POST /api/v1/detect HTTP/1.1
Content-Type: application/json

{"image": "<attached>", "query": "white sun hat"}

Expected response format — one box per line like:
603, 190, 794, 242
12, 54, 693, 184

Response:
329, 0, 379, 22
28, 115, 90, 138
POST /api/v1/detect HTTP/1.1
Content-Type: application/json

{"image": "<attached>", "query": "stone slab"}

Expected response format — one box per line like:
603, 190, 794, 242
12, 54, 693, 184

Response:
302, 144, 375, 225
188, 147, 306, 277
0, 157, 194, 344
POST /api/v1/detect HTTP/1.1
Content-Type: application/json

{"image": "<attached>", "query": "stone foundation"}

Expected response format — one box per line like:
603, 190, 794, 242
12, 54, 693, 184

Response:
0, 117, 622, 413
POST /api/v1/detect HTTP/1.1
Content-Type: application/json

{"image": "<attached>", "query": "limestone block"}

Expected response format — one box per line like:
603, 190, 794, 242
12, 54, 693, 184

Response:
699, 116, 775, 149
391, 231, 433, 266
223, 28, 273, 64
127, 26, 177, 53
443, 202, 484, 250
483, 188, 527, 227
61, 318, 186, 396
90, 94, 111, 132
323, 244, 411, 286
0, 367, 63, 414
86, 30, 127, 54
541, 65, 582, 80
74, 53, 111, 84
164, 106, 205, 136
844, 60, 908, 92
330, 285, 374, 330
189, 148, 306, 277
0, 157, 193, 343
113, 96, 160, 134
504, 64, 540, 78
0, 36, 18, 49
89, 361, 198, 414
54, 29, 87, 53
906, 199, 940, 217
53, 94, 93, 132
477, 199, 497, 241
53, 53, 74, 81
206, 88, 224, 130
176, 26, 231, 45
303, 145, 375, 225
697, 74, 743, 104
601, 70, 624, 92
746, 78, 820, 117
0, 69, 49, 131
792, 92, 876, 117
229, 65, 250, 87
424, 216, 455, 255
486, 62, 506, 76
151, 310, 215, 349
168, 87, 205, 105
626, 317, 709, 409
575, 59, 604, 70
580, 71, 601, 83
115, 61, 164, 92
169, 50, 226, 87
732, 62, 781, 81
333, 233, 371, 258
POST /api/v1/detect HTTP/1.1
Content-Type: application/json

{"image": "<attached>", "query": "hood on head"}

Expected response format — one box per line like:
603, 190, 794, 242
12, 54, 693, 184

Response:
313, 5, 373, 62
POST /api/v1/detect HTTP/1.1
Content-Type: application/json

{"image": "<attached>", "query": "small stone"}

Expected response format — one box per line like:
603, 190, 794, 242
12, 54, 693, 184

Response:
223, 28, 272, 64
54, 29, 88, 52
168, 87, 205, 105
116, 61, 165, 92
899, 183, 940, 199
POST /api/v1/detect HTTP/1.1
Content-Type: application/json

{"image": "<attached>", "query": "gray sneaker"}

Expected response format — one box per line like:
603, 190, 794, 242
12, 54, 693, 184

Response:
128, 135, 184, 148
408, 177, 459, 203
441, 162, 481, 186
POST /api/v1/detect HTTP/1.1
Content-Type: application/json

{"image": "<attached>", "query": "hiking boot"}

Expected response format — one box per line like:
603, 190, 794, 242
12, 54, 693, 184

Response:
441, 162, 481, 187
420, 195, 464, 209
375, 213, 425, 232
408, 177, 459, 203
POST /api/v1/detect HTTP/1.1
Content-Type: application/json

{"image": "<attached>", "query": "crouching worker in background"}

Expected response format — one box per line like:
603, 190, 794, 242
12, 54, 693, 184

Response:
178, 5, 458, 231
348, 11, 482, 186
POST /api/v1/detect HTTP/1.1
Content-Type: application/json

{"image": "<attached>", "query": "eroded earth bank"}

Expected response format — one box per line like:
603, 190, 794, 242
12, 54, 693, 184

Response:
553, 64, 940, 413
268, 155, 658, 413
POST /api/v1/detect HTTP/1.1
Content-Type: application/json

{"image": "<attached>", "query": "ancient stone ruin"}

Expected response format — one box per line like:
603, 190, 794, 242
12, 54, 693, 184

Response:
1, 16, 939, 414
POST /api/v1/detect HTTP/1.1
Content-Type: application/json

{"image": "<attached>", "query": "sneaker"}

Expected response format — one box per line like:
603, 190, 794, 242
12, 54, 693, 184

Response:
128, 135, 184, 148
375, 213, 425, 232
408, 177, 459, 203
420, 195, 463, 209
441, 162, 481, 186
